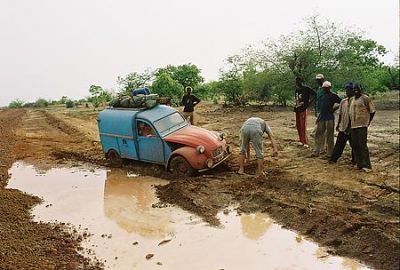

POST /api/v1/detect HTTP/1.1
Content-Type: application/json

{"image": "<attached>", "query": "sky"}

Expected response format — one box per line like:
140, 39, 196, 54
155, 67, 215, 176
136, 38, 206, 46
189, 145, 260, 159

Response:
0, 0, 398, 106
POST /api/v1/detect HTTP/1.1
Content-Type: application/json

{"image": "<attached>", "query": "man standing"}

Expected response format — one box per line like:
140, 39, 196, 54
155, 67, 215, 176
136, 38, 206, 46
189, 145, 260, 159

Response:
349, 84, 376, 172
314, 74, 325, 116
329, 83, 355, 163
294, 77, 316, 147
238, 117, 278, 178
181, 86, 201, 125
313, 81, 341, 157
313, 73, 327, 152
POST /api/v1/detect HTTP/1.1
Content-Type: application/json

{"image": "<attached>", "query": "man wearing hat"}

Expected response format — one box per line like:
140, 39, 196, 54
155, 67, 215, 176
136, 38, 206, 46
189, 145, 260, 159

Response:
313, 81, 341, 157
349, 84, 376, 172
312, 74, 327, 152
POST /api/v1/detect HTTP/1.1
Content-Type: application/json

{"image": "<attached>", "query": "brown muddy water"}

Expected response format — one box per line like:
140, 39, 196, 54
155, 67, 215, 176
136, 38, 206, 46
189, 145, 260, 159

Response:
8, 162, 372, 270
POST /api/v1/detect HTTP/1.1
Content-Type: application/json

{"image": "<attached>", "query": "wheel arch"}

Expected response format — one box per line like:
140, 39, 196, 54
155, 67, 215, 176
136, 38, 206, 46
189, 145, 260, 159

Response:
166, 146, 207, 171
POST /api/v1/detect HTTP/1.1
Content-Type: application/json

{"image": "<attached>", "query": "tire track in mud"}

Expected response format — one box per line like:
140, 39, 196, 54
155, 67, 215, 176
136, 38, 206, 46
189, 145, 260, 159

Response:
3, 105, 399, 270
156, 164, 400, 270
14, 109, 103, 164
0, 109, 103, 270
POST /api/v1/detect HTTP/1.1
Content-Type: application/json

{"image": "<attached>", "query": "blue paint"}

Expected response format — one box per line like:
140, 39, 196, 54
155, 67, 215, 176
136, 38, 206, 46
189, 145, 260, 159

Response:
97, 105, 187, 166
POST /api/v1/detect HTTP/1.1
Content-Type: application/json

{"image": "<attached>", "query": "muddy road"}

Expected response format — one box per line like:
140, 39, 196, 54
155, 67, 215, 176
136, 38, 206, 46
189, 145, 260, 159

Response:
0, 102, 399, 269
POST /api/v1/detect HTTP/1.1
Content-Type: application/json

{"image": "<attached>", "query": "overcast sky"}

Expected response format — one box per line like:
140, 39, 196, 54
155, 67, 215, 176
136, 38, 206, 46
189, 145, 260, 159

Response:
0, 0, 398, 105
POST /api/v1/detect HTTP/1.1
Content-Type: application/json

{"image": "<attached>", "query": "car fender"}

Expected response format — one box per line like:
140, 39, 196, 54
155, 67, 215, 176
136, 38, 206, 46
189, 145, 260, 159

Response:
166, 146, 207, 170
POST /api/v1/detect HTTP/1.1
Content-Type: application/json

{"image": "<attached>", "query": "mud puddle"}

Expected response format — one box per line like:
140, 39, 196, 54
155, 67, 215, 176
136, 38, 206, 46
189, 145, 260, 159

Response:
8, 162, 372, 270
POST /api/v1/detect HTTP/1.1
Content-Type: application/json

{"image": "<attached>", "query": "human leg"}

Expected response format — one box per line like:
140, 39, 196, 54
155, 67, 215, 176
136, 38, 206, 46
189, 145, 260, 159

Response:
297, 111, 308, 145
348, 133, 356, 165
326, 120, 335, 157
330, 132, 349, 162
314, 121, 326, 155
351, 128, 362, 169
250, 130, 264, 177
238, 128, 250, 174
190, 112, 195, 125
357, 127, 372, 169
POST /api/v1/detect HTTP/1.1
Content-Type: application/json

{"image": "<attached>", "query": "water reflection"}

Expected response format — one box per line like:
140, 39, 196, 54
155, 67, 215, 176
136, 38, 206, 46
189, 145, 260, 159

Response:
240, 212, 273, 240
7, 162, 373, 270
103, 169, 174, 238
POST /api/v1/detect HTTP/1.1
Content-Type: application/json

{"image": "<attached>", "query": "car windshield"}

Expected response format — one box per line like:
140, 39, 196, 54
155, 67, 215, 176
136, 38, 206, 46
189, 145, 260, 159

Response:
154, 112, 186, 135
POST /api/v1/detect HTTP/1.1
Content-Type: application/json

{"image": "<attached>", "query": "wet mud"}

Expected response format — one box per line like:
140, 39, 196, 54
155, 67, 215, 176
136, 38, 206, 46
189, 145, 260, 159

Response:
0, 103, 399, 269
8, 163, 371, 270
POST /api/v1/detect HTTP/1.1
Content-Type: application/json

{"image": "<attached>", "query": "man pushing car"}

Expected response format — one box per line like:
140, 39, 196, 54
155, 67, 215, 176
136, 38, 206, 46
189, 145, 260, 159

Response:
238, 117, 278, 178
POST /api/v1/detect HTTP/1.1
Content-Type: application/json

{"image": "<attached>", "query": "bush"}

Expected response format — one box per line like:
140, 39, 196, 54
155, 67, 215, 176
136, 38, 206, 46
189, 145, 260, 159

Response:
65, 100, 75, 108
34, 98, 49, 107
8, 99, 24, 108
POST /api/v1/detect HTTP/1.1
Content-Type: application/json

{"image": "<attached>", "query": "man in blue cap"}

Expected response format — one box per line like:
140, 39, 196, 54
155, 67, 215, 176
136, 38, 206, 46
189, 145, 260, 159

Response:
329, 83, 355, 163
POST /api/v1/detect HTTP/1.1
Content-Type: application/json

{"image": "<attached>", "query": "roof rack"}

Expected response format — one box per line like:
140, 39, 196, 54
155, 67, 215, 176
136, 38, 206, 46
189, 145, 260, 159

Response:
105, 106, 154, 111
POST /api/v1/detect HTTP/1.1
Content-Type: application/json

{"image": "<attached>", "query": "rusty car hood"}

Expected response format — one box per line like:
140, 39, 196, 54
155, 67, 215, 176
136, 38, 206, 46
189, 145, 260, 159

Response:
164, 125, 222, 150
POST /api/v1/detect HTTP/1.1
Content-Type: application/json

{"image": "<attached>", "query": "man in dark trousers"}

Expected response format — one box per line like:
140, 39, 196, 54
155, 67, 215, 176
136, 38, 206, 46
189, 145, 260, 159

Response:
312, 81, 341, 158
349, 84, 376, 172
294, 77, 316, 147
181, 86, 201, 125
329, 83, 355, 163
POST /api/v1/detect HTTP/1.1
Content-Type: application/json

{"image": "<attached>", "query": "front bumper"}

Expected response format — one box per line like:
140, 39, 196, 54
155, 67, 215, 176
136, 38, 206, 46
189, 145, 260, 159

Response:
198, 153, 231, 172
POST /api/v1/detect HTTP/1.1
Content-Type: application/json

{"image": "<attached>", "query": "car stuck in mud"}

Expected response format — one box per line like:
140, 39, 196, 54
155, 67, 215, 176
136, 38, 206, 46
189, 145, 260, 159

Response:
97, 104, 231, 175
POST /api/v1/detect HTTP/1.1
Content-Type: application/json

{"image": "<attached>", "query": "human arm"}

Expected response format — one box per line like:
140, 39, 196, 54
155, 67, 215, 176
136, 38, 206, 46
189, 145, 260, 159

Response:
366, 96, 376, 126
192, 95, 201, 106
369, 112, 375, 126
267, 131, 278, 157
307, 87, 317, 105
332, 94, 342, 112
336, 114, 342, 132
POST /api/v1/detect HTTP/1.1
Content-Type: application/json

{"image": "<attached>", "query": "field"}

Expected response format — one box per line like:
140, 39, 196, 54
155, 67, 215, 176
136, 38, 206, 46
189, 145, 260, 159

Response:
0, 93, 399, 270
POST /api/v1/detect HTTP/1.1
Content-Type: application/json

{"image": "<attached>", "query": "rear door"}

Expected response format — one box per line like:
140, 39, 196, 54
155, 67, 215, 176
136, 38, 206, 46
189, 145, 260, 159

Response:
136, 120, 164, 164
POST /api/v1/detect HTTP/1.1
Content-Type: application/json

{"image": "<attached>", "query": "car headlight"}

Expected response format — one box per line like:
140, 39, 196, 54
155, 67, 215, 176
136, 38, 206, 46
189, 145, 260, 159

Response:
206, 159, 214, 168
219, 132, 225, 141
196, 145, 205, 154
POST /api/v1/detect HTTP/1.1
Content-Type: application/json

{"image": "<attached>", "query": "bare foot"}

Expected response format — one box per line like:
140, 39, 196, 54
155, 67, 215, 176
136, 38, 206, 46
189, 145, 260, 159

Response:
255, 171, 266, 178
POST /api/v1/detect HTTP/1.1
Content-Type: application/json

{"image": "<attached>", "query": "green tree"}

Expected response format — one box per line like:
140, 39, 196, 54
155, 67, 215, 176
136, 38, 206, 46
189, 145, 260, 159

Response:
151, 72, 184, 105
59, 96, 69, 104
117, 68, 154, 94
155, 64, 204, 88
88, 85, 111, 108
218, 73, 244, 105
195, 81, 219, 100
8, 99, 24, 108
221, 14, 390, 105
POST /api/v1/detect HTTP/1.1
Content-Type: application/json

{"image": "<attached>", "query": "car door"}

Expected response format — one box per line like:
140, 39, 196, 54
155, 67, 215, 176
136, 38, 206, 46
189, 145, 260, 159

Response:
136, 120, 164, 164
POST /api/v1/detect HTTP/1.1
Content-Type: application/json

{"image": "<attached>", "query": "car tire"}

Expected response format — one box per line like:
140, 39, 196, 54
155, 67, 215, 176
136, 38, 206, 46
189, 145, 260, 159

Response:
107, 149, 122, 166
169, 155, 195, 177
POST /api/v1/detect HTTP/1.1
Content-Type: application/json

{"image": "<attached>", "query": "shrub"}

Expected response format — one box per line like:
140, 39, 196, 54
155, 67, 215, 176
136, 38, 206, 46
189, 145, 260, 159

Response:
65, 100, 75, 108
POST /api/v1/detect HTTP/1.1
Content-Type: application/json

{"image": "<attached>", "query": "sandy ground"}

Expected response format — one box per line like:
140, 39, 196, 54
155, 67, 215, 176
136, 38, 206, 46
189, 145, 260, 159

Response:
0, 101, 398, 270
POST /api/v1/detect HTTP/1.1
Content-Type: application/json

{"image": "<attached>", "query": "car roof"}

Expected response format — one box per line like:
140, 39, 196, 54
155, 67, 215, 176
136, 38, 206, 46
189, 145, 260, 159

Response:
136, 105, 178, 122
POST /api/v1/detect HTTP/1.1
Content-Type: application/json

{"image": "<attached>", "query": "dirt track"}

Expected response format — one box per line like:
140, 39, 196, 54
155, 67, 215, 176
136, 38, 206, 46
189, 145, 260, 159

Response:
0, 109, 103, 270
0, 103, 399, 270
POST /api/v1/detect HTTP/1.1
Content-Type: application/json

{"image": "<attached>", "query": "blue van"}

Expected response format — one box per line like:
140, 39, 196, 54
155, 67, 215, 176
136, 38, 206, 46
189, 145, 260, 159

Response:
97, 105, 231, 175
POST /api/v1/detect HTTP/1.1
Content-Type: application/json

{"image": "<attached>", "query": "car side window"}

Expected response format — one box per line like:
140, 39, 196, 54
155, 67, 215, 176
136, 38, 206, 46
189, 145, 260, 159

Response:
137, 121, 156, 137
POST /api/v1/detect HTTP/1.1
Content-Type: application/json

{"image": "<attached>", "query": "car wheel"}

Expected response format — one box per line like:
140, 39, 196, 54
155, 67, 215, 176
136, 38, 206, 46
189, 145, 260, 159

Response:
169, 155, 195, 176
107, 149, 122, 166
